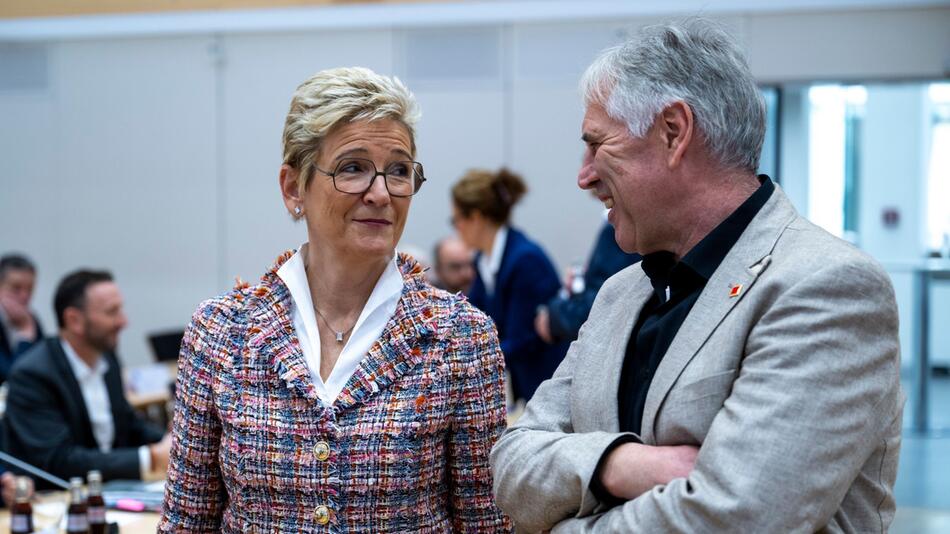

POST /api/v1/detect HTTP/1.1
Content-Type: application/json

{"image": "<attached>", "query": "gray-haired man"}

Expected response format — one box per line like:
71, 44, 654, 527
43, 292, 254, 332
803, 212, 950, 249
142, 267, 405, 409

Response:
490, 19, 903, 533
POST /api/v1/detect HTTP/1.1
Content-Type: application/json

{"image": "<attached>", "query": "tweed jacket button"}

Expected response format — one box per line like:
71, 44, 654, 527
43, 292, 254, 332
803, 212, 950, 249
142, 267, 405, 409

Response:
314, 505, 331, 525
314, 441, 330, 461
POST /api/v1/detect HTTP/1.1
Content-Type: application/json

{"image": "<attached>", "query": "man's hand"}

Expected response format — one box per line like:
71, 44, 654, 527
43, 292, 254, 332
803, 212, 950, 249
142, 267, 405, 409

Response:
600, 442, 699, 500
1, 472, 32, 507
0, 294, 36, 338
149, 433, 173, 474
535, 308, 553, 344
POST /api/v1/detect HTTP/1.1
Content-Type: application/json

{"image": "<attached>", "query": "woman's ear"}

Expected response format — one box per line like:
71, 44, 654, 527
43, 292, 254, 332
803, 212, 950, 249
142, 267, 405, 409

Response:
279, 164, 305, 219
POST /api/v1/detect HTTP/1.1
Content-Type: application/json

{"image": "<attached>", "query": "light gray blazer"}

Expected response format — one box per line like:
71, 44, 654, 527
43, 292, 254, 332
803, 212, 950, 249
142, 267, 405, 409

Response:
490, 186, 904, 533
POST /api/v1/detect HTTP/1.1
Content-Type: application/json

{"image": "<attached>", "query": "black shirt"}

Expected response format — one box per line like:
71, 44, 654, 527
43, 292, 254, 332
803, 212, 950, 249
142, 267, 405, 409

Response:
590, 175, 774, 503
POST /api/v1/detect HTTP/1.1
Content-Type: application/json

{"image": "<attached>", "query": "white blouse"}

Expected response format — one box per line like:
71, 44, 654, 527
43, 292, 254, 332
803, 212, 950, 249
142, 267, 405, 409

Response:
477, 225, 508, 295
276, 244, 404, 405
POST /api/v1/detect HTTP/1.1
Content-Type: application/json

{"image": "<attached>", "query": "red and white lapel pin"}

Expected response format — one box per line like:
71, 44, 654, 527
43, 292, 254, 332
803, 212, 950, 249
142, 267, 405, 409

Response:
728, 284, 743, 298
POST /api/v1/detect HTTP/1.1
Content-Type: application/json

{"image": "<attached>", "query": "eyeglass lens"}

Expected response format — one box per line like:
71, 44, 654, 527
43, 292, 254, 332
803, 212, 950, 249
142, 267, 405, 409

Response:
333, 158, 423, 197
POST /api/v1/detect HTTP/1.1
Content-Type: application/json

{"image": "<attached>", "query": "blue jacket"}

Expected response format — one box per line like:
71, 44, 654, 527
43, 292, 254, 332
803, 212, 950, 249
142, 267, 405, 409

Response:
546, 222, 641, 343
0, 313, 44, 385
467, 228, 568, 402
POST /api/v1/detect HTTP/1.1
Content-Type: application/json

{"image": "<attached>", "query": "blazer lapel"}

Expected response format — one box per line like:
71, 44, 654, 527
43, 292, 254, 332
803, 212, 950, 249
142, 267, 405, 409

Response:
247, 268, 323, 404
50, 338, 97, 447
573, 267, 653, 433
639, 187, 798, 443
334, 256, 437, 412
104, 355, 128, 446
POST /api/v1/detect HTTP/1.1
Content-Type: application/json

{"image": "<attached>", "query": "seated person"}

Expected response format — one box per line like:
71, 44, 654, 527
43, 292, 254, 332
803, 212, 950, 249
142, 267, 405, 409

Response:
431, 235, 475, 294
0, 254, 45, 383
2, 269, 170, 484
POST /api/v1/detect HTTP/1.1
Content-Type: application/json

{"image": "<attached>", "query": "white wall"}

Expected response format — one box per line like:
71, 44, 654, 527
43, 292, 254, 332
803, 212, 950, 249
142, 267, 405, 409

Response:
859, 85, 930, 261
1, 3, 949, 366
2, 36, 219, 366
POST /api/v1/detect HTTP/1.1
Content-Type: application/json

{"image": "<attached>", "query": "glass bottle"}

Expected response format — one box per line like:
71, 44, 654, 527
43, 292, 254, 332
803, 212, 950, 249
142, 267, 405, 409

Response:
66, 476, 89, 534
10, 476, 33, 534
87, 470, 107, 534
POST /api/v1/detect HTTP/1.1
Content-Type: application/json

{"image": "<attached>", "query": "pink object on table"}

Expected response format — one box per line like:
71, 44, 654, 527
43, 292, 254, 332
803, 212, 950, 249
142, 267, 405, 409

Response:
115, 499, 146, 512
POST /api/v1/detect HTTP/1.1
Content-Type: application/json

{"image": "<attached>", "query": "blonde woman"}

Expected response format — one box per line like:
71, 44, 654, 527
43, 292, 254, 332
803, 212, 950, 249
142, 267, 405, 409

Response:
160, 67, 510, 533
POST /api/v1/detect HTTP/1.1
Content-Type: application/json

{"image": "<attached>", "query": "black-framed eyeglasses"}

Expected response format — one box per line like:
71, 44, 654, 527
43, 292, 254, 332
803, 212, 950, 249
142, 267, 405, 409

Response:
314, 157, 426, 198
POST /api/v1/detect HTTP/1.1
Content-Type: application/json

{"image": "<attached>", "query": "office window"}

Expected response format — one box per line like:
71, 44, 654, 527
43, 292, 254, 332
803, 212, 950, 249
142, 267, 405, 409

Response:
807, 85, 866, 241
927, 83, 950, 255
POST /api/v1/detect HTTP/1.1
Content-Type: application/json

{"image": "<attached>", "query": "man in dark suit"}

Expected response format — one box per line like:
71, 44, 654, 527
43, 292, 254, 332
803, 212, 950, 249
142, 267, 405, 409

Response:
2, 269, 170, 483
0, 254, 45, 384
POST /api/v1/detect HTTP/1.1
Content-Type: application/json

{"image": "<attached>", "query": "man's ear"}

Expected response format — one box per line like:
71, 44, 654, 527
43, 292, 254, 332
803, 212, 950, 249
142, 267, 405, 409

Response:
62, 306, 83, 336
658, 101, 694, 169
279, 164, 304, 218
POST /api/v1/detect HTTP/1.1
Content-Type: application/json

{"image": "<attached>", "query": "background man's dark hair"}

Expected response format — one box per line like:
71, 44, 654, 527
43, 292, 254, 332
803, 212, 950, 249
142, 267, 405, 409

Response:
54, 269, 114, 328
0, 254, 37, 282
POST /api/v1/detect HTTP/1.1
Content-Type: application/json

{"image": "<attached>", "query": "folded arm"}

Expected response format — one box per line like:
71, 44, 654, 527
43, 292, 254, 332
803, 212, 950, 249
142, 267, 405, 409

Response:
551, 262, 902, 532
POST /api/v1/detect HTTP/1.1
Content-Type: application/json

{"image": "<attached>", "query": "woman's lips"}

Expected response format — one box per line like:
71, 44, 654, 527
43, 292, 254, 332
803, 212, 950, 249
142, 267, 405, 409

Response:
354, 218, 392, 226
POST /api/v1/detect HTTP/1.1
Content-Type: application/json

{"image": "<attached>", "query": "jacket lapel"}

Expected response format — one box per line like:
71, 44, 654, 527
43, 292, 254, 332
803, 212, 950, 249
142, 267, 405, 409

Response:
247, 260, 323, 404
639, 187, 798, 443
248, 252, 442, 410
574, 271, 653, 432
334, 255, 438, 412
50, 338, 97, 447
104, 354, 128, 446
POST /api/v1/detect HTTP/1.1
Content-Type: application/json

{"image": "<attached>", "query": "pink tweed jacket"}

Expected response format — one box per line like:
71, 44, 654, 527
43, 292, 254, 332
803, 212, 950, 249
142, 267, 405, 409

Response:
159, 252, 511, 533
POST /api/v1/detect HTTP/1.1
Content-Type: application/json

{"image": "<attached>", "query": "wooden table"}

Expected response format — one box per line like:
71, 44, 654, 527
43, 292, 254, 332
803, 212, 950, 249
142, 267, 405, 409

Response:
0, 491, 160, 534
126, 389, 171, 411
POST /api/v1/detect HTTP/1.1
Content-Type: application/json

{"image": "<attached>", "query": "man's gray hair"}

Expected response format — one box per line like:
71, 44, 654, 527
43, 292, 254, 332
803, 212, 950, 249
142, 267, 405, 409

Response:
580, 19, 765, 173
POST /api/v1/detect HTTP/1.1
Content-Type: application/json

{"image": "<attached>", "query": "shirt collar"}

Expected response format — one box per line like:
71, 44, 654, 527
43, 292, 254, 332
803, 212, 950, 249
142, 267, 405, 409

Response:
476, 226, 509, 295
60, 337, 109, 380
276, 243, 405, 335
641, 175, 774, 295
680, 175, 774, 280
488, 226, 509, 276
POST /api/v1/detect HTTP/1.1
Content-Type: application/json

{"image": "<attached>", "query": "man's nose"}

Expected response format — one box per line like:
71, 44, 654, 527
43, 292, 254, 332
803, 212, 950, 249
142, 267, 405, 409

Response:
577, 150, 598, 190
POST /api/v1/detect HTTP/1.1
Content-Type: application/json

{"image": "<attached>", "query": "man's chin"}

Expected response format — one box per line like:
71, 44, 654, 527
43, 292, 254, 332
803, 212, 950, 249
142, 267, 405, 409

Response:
90, 339, 119, 354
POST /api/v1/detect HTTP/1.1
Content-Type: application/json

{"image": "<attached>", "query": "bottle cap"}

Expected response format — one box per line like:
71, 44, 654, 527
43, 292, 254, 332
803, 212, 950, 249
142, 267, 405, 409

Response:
87, 470, 103, 494
14, 476, 30, 501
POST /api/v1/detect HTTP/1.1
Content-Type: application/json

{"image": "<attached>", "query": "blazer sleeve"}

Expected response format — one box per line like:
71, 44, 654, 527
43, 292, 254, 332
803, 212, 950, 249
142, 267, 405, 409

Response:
4, 364, 142, 481
446, 302, 512, 533
159, 302, 229, 532
550, 261, 903, 533
490, 277, 639, 532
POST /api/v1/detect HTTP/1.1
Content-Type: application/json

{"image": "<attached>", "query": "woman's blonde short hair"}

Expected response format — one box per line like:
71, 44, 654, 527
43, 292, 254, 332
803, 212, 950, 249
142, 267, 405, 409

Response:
282, 66, 421, 195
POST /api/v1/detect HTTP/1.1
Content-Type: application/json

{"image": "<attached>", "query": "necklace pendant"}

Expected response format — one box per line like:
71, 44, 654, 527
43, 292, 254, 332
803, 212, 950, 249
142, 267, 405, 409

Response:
335, 331, 344, 343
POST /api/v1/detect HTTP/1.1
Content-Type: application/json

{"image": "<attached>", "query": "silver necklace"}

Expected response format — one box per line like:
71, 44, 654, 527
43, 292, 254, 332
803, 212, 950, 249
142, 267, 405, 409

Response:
312, 306, 355, 343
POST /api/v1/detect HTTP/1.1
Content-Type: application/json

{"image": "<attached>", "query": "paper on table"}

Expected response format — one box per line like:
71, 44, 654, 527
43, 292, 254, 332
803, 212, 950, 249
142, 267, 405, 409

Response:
107, 510, 151, 526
